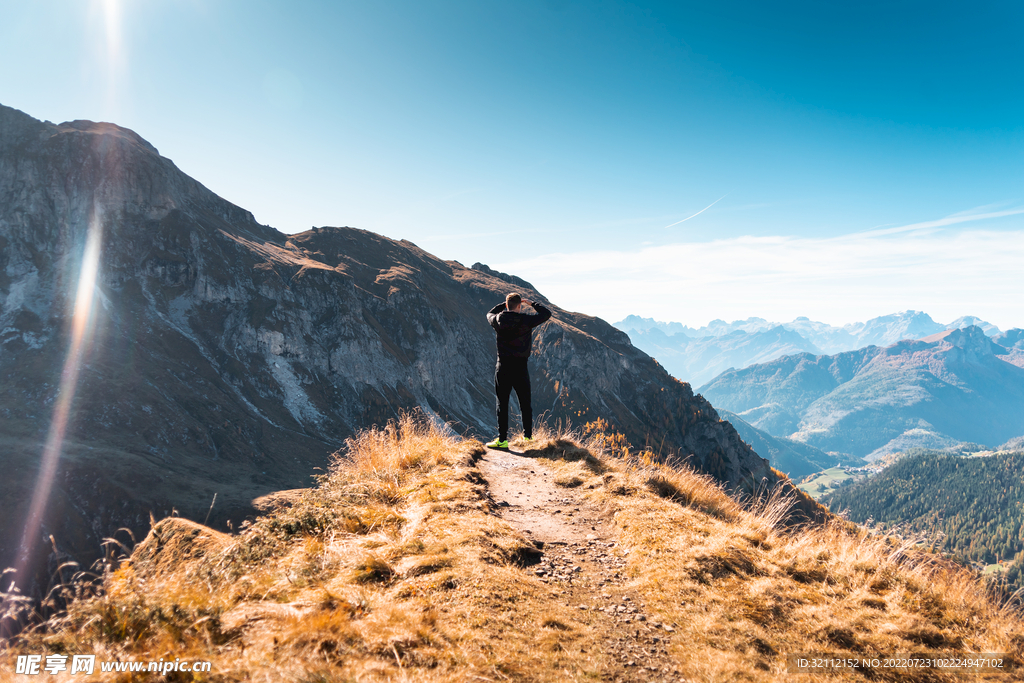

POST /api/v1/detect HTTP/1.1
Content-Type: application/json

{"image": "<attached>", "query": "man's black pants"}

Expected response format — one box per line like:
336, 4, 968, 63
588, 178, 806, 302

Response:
495, 358, 532, 441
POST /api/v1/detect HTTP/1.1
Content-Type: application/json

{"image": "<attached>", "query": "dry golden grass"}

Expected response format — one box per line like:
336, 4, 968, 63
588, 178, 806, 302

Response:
511, 425, 1023, 681
5, 416, 1022, 682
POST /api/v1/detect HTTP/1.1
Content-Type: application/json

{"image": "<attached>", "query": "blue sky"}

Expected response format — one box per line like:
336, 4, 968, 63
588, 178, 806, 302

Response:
2, 1, 1023, 328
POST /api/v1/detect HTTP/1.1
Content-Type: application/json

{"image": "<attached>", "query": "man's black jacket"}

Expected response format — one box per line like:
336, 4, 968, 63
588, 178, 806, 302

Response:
487, 301, 552, 359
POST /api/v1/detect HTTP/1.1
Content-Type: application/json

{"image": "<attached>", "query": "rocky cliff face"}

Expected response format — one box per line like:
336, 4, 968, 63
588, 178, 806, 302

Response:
0, 104, 800, 593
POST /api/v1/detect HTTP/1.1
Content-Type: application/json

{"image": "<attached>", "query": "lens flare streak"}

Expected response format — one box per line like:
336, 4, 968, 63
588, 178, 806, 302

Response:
15, 215, 104, 579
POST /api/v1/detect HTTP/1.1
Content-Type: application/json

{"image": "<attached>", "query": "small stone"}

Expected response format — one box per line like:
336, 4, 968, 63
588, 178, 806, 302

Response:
586, 534, 597, 540
663, 624, 675, 633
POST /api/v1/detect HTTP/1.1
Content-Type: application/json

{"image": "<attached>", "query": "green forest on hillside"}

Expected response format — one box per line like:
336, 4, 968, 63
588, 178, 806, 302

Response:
823, 451, 1024, 567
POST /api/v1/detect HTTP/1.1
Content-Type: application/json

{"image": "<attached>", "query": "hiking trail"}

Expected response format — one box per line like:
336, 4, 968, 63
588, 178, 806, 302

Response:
478, 445, 685, 682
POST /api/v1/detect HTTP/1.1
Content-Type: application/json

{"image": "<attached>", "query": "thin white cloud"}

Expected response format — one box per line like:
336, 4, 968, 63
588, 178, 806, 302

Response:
851, 207, 1024, 239
495, 227, 1024, 330
662, 195, 728, 229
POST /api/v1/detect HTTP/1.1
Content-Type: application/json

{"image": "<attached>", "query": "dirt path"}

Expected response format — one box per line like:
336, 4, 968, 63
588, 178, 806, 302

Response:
478, 446, 685, 682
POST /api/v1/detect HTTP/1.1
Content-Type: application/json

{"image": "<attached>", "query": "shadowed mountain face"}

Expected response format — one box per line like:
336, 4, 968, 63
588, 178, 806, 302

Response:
699, 326, 1024, 459
0, 104, 795, 592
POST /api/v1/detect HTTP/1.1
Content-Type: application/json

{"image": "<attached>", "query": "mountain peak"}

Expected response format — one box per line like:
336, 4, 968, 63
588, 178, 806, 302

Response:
0, 103, 270, 241
949, 315, 1001, 335
921, 325, 1002, 358
470, 262, 537, 292
56, 118, 162, 156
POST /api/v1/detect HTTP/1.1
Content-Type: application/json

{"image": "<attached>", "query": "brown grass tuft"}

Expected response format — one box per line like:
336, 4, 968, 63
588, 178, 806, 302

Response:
352, 554, 395, 584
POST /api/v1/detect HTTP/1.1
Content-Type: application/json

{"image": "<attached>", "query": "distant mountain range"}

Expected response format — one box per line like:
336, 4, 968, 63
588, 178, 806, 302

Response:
615, 312, 1007, 385
620, 325, 822, 387
699, 326, 1024, 459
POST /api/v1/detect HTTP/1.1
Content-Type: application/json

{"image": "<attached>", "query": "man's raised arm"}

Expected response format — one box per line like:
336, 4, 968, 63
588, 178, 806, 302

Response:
526, 301, 552, 327
487, 302, 506, 328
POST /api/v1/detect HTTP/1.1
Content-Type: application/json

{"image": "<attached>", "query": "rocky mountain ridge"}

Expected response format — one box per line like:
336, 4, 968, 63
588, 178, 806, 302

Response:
0, 104, 802, 595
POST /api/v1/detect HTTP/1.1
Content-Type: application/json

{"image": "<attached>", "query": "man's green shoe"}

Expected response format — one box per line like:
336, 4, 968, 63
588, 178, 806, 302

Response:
523, 436, 534, 443
486, 438, 509, 449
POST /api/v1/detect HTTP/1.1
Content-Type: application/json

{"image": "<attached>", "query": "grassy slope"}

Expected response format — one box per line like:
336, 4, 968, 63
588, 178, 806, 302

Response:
4, 418, 1022, 682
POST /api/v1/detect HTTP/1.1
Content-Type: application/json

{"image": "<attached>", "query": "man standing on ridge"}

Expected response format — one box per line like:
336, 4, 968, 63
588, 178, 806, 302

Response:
486, 292, 552, 449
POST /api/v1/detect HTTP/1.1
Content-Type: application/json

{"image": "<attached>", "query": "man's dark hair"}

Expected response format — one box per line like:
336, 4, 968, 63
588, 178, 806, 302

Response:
505, 292, 522, 309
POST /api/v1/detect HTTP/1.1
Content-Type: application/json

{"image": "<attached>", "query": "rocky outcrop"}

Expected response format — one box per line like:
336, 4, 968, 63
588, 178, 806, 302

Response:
0, 104, 797, 594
